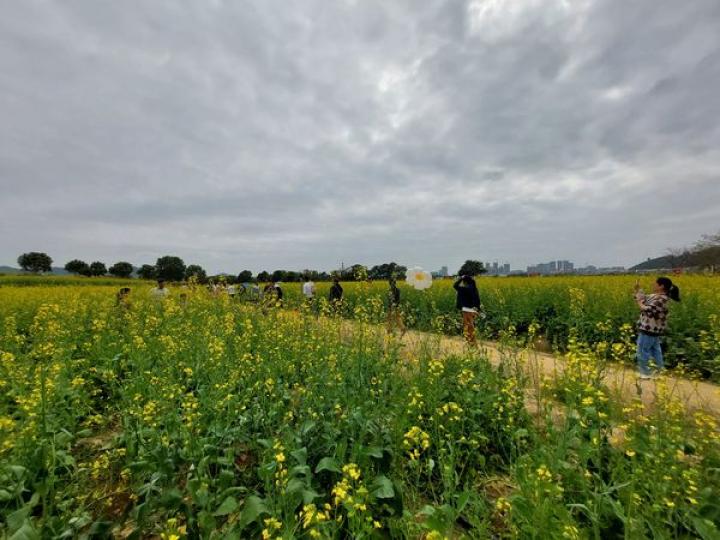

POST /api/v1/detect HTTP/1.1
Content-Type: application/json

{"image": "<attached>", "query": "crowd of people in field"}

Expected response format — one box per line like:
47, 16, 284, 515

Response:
114, 273, 681, 380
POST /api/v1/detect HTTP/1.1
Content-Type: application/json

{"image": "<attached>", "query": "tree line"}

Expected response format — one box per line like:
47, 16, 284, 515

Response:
15, 252, 490, 282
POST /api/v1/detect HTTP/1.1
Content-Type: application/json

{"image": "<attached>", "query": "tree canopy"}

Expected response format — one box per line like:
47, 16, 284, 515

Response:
368, 262, 407, 280
18, 252, 53, 273
108, 261, 134, 278
156, 256, 186, 282
457, 260, 486, 277
89, 261, 107, 277
185, 264, 207, 282
65, 259, 91, 276
237, 270, 253, 282
137, 264, 157, 280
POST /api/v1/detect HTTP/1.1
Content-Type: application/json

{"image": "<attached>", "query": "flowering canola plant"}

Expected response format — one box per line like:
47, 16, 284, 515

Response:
0, 278, 719, 538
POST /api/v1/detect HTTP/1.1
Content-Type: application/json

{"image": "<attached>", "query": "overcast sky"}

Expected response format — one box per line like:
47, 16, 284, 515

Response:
1, 0, 719, 274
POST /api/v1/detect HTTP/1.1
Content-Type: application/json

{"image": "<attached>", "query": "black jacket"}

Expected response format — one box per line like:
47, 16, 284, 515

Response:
388, 285, 400, 307
453, 279, 480, 310
329, 283, 343, 302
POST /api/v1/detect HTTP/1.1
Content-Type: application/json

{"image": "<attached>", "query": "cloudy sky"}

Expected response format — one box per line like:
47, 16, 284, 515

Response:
1, 0, 719, 274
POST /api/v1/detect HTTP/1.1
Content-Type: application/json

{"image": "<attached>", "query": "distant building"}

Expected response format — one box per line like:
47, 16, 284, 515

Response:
483, 261, 510, 275
527, 260, 576, 275
576, 265, 626, 275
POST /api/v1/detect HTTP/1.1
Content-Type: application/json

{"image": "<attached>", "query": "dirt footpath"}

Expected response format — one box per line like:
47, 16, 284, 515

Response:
394, 327, 720, 418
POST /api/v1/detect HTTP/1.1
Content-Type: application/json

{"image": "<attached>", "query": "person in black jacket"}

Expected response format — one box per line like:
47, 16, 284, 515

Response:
386, 277, 404, 334
454, 275, 481, 344
328, 277, 343, 314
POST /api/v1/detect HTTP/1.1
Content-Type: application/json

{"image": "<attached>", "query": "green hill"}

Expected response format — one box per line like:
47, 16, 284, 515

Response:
632, 246, 720, 271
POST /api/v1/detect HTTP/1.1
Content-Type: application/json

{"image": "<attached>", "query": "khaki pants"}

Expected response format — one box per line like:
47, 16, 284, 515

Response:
386, 306, 405, 334
462, 310, 477, 344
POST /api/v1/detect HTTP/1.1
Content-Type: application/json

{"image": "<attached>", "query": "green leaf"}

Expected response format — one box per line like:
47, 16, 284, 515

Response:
301, 421, 316, 435
302, 489, 320, 504
291, 447, 308, 465
197, 510, 216, 532
9, 522, 40, 540
315, 457, 341, 474
371, 475, 395, 499
214, 496, 239, 516
455, 491, 471, 513
160, 488, 183, 508
217, 486, 247, 500
0, 489, 12, 501
7, 465, 27, 480
286, 478, 307, 494
7, 507, 31, 532
54, 429, 73, 446
364, 446, 384, 459
691, 517, 719, 540
239, 496, 269, 529
290, 465, 311, 478
256, 438, 273, 449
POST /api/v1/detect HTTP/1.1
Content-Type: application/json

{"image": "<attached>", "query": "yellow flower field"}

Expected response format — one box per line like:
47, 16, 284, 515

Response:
1, 279, 719, 538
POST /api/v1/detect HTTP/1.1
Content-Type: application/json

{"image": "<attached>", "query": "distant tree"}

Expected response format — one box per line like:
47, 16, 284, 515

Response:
695, 231, 720, 251
185, 264, 207, 282
350, 264, 368, 281
155, 256, 186, 282
457, 260, 486, 277
368, 262, 407, 280
65, 259, 91, 276
237, 270, 253, 282
137, 264, 157, 280
271, 270, 285, 282
108, 261, 134, 278
692, 230, 720, 268
18, 252, 53, 273
257, 271, 271, 283
89, 261, 107, 276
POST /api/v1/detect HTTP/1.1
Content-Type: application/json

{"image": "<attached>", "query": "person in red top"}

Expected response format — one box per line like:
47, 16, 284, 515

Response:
633, 276, 681, 379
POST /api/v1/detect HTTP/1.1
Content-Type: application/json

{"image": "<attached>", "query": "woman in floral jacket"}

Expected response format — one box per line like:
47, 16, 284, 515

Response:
634, 276, 681, 379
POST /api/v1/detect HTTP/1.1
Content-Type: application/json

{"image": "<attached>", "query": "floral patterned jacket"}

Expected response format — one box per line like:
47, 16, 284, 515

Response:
635, 292, 669, 336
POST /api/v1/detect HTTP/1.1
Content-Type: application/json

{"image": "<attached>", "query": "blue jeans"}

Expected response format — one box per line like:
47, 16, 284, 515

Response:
636, 333, 664, 375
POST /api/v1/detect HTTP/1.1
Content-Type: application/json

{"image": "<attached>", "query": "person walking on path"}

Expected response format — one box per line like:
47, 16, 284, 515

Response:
328, 277, 344, 314
634, 276, 681, 379
454, 275, 481, 345
386, 277, 404, 334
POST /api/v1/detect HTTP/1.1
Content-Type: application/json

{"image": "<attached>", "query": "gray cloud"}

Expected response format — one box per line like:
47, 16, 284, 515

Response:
1, 0, 719, 274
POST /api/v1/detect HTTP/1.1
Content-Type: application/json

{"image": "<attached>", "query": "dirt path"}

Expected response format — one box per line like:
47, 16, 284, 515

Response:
392, 326, 720, 417
276, 308, 720, 418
